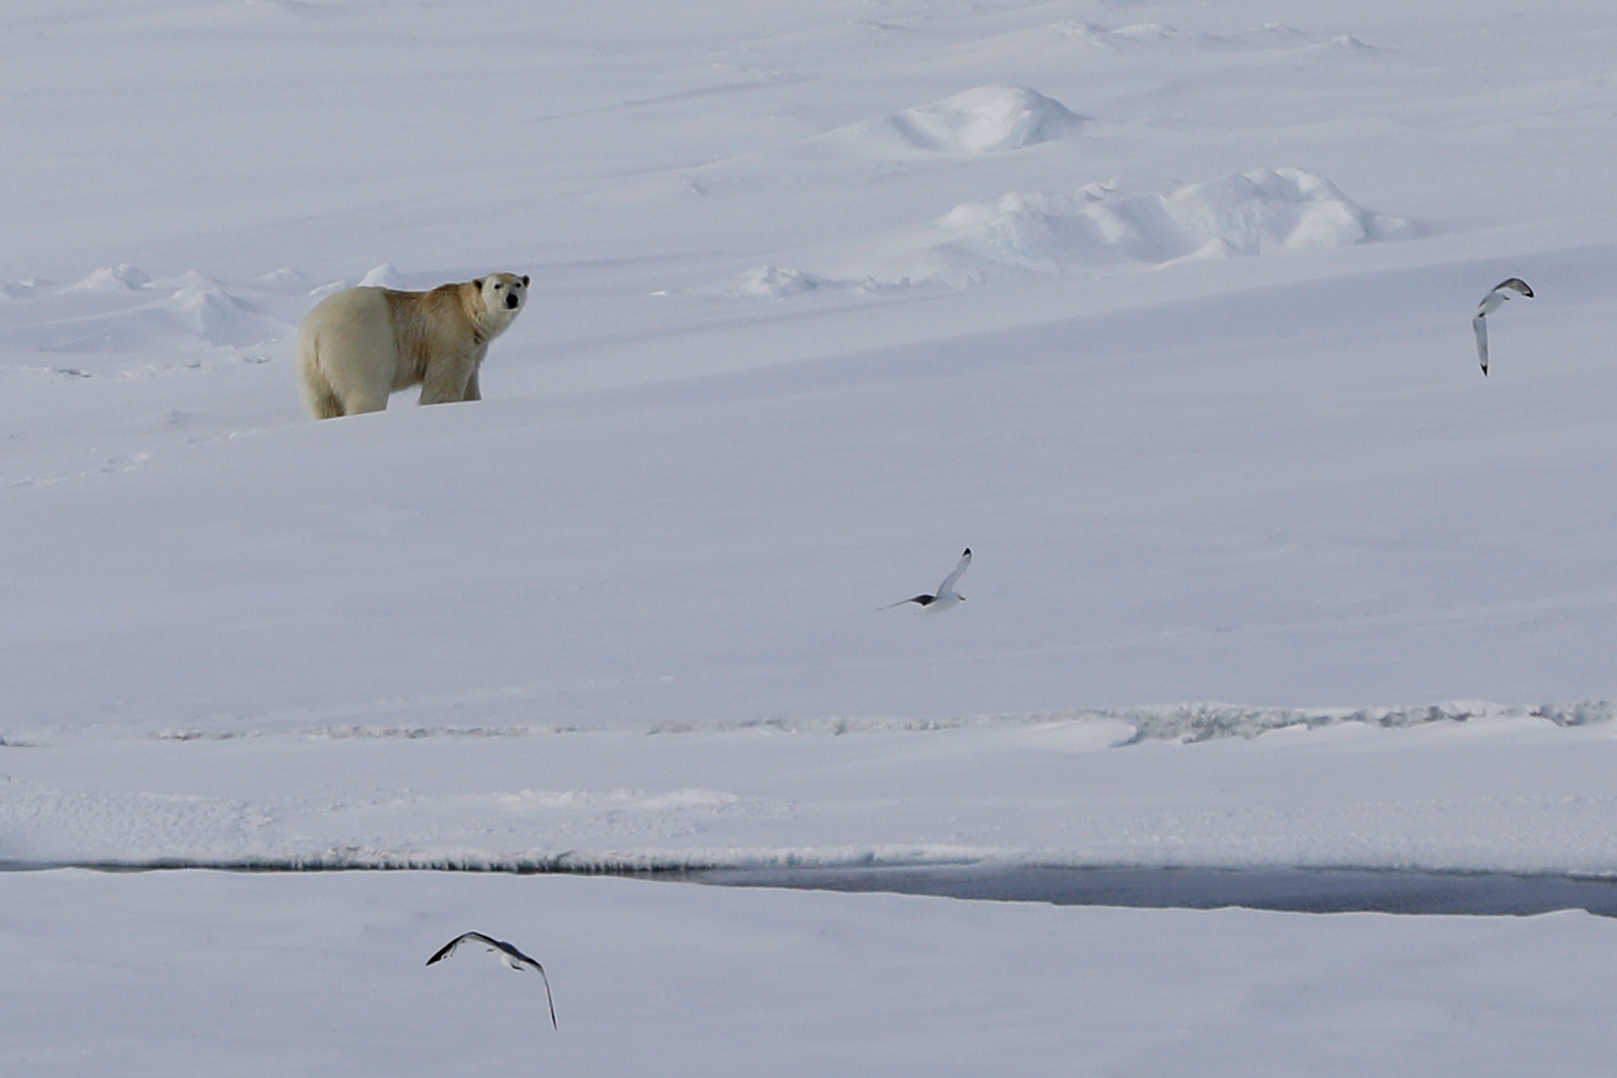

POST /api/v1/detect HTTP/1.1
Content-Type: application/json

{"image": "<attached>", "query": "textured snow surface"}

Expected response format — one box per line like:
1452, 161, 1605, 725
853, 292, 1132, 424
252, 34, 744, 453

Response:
9, 1, 1617, 1070
5, 704, 1617, 874
837, 84, 1087, 156
4, 0, 1617, 980
7, 870, 1617, 1078
783, 165, 1415, 288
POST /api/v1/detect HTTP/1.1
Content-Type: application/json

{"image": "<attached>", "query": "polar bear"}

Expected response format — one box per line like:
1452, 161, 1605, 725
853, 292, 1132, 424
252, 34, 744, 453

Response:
296, 273, 529, 419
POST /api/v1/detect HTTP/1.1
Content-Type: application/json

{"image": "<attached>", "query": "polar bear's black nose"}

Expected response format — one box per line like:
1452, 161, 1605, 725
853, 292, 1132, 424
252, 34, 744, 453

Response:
505, 294, 520, 309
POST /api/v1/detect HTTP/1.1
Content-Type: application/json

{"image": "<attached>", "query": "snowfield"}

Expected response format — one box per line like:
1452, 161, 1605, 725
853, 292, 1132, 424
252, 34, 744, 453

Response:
6, 0, 1617, 1072
9, 869, 1617, 1078
7, 703, 1617, 875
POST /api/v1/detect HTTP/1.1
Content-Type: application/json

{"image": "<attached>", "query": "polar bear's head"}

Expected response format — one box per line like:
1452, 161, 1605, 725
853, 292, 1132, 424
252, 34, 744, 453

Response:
474, 273, 530, 315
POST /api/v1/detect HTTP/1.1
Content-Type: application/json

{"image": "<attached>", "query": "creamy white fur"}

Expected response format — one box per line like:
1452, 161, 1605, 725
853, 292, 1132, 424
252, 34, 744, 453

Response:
296, 274, 528, 419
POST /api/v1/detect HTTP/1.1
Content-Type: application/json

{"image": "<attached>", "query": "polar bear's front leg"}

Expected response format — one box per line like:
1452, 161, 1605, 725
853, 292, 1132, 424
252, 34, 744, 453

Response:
419, 352, 477, 405
461, 343, 488, 401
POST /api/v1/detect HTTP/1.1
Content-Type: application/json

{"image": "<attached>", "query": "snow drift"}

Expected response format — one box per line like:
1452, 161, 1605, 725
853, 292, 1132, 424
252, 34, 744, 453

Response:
357, 262, 405, 288
834, 84, 1086, 156
1, 271, 290, 357
71, 263, 151, 293
891, 167, 1412, 284
739, 167, 1414, 292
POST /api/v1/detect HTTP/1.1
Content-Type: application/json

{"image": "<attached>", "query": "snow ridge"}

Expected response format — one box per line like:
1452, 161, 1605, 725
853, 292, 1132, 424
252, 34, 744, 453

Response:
121, 700, 1616, 748
740, 167, 1414, 293
914, 167, 1415, 277
5, 702, 1614, 877
1103, 700, 1615, 744
3, 845, 1003, 875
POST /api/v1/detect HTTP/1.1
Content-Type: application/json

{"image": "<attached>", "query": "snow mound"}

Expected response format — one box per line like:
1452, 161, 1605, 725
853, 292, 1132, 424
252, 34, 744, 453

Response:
1, 278, 42, 299
1193, 22, 1311, 51
153, 269, 223, 292
829, 167, 1414, 287
19, 278, 290, 354
357, 262, 404, 288
867, 85, 1085, 155
734, 265, 830, 298
732, 265, 891, 299
1021, 21, 1187, 53
949, 167, 1413, 265
1093, 22, 1177, 47
165, 282, 288, 347
72, 263, 151, 292
1307, 34, 1381, 55
254, 267, 305, 288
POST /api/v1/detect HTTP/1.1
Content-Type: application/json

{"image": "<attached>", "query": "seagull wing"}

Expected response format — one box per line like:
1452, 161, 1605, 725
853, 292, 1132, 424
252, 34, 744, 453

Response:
1494, 277, 1534, 298
1472, 312, 1489, 375
530, 961, 559, 1030
936, 548, 971, 595
426, 932, 486, 965
491, 940, 559, 1031
882, 594, 933, 610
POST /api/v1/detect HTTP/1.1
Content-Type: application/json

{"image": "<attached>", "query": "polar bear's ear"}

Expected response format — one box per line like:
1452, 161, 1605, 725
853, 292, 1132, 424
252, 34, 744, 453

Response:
473, 278, 484, 289
521, 275, 530, 286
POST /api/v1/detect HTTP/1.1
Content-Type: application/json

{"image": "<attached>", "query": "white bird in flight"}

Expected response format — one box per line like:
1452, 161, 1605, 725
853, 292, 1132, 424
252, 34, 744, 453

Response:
885, 548, 971, 612
427, 932, 558, 1029
1472, 277, 1534, 375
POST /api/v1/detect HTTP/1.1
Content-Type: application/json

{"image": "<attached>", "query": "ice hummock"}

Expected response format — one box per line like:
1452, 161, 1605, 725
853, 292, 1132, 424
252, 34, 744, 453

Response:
846, 84, 1087, 156
736, 167, 1414, 293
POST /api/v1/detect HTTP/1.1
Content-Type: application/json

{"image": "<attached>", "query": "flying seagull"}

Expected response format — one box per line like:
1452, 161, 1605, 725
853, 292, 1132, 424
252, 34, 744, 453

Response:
885, 548, 971, 612
1473, 277, 1534, 375
427, 932, 558, 1029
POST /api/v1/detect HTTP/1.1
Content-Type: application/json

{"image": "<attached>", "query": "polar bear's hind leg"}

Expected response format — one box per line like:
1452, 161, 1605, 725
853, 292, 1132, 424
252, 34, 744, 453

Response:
298, 341, 347, 419
307, 379, 346, 419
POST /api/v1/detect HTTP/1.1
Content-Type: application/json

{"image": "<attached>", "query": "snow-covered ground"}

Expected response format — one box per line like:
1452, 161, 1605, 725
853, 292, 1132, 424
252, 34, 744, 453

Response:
6, 0, 1617, 1071
4, 0, 1617, 873
8, 869, 1617, 1078
7, 703, 1617, 874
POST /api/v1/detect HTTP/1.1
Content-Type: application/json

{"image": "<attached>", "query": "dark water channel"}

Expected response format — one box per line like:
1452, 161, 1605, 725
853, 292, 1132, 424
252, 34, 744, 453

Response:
7, 860, 1617, 917
686, 865, 1617, 917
